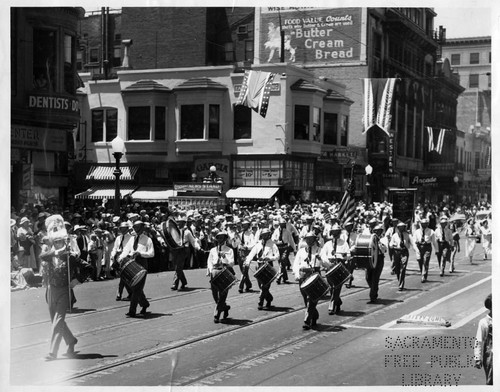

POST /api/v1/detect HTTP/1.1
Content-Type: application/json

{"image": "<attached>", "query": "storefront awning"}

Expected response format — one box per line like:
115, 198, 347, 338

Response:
226, 187, 280, 200
130, 187, 176, 202
85, 165, 139, 181
75, 185, 137, 199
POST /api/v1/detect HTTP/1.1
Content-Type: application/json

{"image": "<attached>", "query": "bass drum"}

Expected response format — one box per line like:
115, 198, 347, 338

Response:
352, 233, 378, 270
162, 218, 182, 250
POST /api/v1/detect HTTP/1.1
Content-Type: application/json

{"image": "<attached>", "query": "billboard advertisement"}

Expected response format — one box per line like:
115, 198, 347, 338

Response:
259, 7, 362, 65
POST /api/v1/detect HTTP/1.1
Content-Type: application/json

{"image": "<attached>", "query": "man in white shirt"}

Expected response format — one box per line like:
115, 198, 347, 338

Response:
111, 221, 133, 301
237, 220, 255, 293
434, 216, 454, 277
119, 221, 154, 317
207, 230, 235, 323
389, 222, 412, 291
171, 215, 201, 291
366, 224, 387, 303
412, 218, 437, 283
272, 218, 296, 284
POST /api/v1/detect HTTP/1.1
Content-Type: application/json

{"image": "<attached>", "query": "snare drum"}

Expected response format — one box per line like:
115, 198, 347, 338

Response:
352, 233, 378, 269
300, 273, 329, 302
253, 262, 279, 286
211, 267, 237, 293
120, 258, 147, 287
325, 262, 352, 288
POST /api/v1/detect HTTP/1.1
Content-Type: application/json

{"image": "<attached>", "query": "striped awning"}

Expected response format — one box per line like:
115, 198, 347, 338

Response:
75, 185, 137, 199
225, 187, 280, 200
130, 187, 176, 202
85, 165, 139, 181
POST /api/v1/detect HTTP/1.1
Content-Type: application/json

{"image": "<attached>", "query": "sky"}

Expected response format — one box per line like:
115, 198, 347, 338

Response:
434, 6, 494, 38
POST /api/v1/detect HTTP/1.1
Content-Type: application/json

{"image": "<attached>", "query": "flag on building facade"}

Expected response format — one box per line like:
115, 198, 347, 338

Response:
236, 70, 276, 118
362, 78, 397, 136
337, 178, 356, 224
426, 127, 447, 154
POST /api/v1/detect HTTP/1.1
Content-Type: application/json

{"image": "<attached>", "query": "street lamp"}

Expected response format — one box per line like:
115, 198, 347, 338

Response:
111, 136, 125, 215
365, 164, 373, 205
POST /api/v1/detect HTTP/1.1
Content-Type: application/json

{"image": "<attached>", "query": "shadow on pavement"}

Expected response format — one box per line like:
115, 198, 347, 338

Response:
368, 298, 403, 306
263, 306, 294, 312
67, 308, 96, 314
336, 310, 364, 317
220, 318, 252, 326
65, 353, 119, 360
313, 324, 346, 332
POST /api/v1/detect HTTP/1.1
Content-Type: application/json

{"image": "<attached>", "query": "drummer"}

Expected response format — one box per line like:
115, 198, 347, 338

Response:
294, 232, 331, 330
207, 230, 235, 323
320, 223, 350, 315
245, 228, 279, 310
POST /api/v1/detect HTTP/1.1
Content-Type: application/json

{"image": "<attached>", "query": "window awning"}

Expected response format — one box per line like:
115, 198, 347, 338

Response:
225, 187, 280, 200
85, 165, 139, 181
75, 185, 137, 199
130, 187, 176, 202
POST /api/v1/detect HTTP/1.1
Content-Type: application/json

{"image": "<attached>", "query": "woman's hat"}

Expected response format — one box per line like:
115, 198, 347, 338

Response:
20, 217, 30, 225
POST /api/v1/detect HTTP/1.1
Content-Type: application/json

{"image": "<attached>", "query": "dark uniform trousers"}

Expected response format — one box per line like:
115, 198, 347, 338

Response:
393, 247, 409, 289
299, 268, 321, 326
210, 266, 235, 318
257, 261, 274, 306
171, 247, 190, 289
436, 240, 451, 273
128, 256, 149, 315
237, 248, 252, 291
365, 253, 384, 302
417, 243, 432, 280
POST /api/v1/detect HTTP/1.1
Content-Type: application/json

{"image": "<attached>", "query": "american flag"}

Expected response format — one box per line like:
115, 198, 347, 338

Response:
236, 70, 276, 118
337, 178, 356, 224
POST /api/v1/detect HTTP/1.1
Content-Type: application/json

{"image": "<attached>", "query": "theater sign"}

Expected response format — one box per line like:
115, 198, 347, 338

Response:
258, 7, 363, 65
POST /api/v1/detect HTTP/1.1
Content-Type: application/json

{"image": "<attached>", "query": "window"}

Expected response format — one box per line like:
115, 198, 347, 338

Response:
470, 53, 480, 64
294, 105, 309, 140
180, 105, 204, 139
208, 104, 220, 139
113, 46, 121, 67
76, 50, 83, 71
244, 40, 254, 62
155, 106, 166, 140
224, 42, 234, 62
90, 47, 99, 63
91, 108, 117, 142
312, 107, 321, 142
323, 112, 338, 145
33, 28, 57, 91
469, 74, 479, 88
63, 34, 76, 94
128, 106, 151, 140
234, 105, 252, 139
450, 54, 460, 65
340, 115, 348, 146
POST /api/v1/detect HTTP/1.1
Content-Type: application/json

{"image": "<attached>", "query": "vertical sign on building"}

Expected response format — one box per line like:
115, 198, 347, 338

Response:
388, 130, 395, 173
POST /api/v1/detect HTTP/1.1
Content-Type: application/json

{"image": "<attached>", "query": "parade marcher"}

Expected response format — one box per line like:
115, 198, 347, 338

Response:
75, 225, 90, 265
110, 221, 133, 300
118, 220, 153, 317
170, 214, 201, 291
16, 217, 37, 270
87, 230, 103, 281
385, 217, 399, 275
366, 224, 387, 303
237, 220, 255, 293
246, 228, 279, 310
412, 218, 437, 283
434, 216, 454, 276
207, 230, 236, 323
102, 224, 115, 279
464, 217, 479, 264
40, 214, 92, 361
272, 218, 296, 284
321, 223, 349, 315
389, 222, 411, 291
474, 293, 493, 385
479, 219, 492, 260
343, 218, 358, 288
449, 218, 461, 273
294, 232, 330, 329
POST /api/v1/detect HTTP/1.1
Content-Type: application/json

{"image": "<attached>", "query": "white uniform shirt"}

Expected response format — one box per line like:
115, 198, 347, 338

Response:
207, 243, 235, 274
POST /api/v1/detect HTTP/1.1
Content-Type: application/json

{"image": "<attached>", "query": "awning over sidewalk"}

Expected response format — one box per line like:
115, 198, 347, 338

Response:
75, 185, 137, 199
130, 187, 176, 202
225, 187, 280, 200
85, 165, 139, 181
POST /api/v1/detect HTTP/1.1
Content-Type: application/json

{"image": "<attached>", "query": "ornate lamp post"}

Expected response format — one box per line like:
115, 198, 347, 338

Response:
365, 164, 373, 205
111, 136, 125, 216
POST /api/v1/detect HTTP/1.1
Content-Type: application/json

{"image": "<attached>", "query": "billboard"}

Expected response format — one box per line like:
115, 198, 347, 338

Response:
259, 7, 362, 65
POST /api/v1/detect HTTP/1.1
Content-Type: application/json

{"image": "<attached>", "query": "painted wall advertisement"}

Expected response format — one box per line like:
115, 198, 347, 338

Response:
259, 7, 362, 65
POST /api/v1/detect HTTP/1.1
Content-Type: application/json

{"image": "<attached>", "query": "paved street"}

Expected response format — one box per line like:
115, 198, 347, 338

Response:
10, 241, 491, 387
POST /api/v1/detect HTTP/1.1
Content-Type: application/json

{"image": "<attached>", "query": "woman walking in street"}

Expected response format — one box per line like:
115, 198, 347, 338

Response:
479, 219, 492, 260
464, 217, 479, 264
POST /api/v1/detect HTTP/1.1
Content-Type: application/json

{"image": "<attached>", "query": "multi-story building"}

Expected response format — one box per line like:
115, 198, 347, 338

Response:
74, 7, 463, 208
441, 36, 491, 203
11, 7, 85, 210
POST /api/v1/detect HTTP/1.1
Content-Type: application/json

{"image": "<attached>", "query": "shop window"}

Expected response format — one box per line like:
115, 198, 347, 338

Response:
450, 54, 460, 65
324, 112, 338, 145
294, 105, 309, 140
128, 106, 151, 140
208, 104, 220, 139
245, 40, 254, 62
155, 106, 166, 140
312, 107, 321, 142
340, 115, 348, 146
469, 74, 479, 88
33, 28, 57, 91
470, 52, 480, 64
234, 104, 252, 139
91, 108, 117, 142
180, 104, 204, 139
